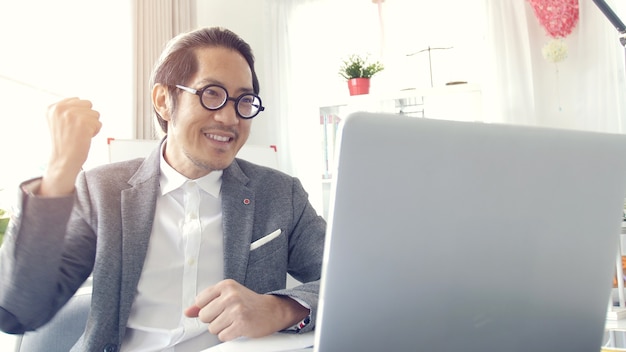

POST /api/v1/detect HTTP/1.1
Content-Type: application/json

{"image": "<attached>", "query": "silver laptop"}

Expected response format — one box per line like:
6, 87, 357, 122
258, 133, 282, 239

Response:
314, 112, 626, 352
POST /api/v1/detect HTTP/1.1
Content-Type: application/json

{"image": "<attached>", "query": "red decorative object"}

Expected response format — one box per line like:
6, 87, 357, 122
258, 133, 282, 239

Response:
528, 0, 579, 38
347, 78, 370, 96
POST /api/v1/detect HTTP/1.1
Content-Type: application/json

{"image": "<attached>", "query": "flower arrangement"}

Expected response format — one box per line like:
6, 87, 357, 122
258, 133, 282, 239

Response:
528, 0, 579, 38
528, 0, 579, 63
339, 54, 384, 80
542, 38, 568, 63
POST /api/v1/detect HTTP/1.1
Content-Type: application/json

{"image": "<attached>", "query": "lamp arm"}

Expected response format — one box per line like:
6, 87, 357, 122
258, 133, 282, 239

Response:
592, 0, 626, 47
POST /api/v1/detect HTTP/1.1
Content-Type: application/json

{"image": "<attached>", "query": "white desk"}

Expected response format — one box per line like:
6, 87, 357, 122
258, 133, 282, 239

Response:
201, 331, 314, 352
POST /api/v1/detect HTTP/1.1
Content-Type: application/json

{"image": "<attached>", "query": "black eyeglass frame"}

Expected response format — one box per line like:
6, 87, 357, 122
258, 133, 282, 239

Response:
175, 84, 265, 119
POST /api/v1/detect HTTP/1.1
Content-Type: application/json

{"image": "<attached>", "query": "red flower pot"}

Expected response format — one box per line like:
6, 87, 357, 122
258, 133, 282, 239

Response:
347, 78, 370, 96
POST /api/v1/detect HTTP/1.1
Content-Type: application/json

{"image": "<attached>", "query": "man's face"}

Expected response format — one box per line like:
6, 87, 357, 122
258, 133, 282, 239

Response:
161, 46, 254, 179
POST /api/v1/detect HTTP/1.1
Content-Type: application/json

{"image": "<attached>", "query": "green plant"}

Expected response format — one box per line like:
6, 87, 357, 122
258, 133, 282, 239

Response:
0, 208, 8, 246
339, 54, 384, 80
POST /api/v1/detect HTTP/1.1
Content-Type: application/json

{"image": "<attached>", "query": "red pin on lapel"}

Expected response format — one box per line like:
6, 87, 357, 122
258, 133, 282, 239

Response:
243, 198, 251, 205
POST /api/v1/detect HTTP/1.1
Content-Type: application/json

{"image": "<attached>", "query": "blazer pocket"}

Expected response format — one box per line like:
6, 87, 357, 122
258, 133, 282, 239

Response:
250, 229, 282, 251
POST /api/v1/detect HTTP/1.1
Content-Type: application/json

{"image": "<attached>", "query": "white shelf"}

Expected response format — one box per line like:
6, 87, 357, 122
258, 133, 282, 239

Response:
608, 307, 626, 321
318, 83, 481, 109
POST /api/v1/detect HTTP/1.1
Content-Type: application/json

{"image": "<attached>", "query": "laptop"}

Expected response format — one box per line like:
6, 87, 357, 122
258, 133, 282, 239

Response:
312, 112, 626, 352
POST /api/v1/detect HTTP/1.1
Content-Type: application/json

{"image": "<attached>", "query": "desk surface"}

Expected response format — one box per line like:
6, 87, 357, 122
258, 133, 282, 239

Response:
201, 318, 626, 352
201, 331, 314, 352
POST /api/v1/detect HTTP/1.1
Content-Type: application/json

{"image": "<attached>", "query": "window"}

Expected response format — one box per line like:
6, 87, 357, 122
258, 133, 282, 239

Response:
0, 0, 132, 207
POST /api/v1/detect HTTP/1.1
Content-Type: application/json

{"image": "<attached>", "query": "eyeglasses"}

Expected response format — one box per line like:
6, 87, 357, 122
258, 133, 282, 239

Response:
176, 84, 265, 119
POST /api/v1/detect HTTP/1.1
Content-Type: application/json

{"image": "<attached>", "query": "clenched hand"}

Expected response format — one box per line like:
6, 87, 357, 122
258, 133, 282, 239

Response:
40, 97, 102, 197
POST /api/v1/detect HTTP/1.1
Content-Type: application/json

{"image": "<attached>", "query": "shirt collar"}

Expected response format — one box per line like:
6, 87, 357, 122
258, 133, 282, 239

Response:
159, 141, 223, 198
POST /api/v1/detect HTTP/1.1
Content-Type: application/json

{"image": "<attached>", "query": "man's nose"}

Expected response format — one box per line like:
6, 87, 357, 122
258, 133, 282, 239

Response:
213, 100, 239, 125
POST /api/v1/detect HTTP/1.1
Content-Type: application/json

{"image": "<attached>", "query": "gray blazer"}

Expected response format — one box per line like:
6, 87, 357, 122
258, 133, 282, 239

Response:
0, 144, 326, 351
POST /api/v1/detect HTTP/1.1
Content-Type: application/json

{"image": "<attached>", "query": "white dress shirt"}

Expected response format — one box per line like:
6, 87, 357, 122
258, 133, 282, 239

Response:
121, 146, 225, 351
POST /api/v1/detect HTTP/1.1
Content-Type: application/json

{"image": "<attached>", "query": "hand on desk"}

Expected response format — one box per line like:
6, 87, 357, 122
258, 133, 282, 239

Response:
185, 279, 309, 342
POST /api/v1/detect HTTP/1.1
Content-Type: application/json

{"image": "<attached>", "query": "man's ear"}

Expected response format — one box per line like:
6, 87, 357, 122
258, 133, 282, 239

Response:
152, 83, 171, 121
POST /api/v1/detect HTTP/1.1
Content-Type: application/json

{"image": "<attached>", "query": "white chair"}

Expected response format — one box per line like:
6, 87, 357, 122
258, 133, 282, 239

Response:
13, 289, 91, 352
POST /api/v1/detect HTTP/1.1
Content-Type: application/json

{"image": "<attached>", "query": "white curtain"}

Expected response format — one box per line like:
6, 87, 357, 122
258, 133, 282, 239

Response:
483, 0, 626, 132
263, 0, 488, 214
263, 0, 326, 213
267, 0, 626, 133
132, 0, 196, 139
264, 0, 384, 213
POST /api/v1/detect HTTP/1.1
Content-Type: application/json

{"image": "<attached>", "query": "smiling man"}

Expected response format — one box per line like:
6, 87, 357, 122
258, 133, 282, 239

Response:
0, 27, 326, 351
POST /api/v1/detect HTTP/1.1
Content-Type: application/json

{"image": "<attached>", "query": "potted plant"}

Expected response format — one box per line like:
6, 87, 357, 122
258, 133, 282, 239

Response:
339, 54, 384, 96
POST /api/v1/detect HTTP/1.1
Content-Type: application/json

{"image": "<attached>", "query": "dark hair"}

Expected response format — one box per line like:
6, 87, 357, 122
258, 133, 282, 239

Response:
150, 27, 260, 134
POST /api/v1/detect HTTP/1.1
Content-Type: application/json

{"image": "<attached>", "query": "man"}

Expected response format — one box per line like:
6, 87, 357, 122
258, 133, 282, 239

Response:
0, 27, 326, 351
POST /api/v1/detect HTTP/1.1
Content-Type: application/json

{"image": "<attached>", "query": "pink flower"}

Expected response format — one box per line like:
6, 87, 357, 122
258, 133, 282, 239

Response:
528, 0, 579, 38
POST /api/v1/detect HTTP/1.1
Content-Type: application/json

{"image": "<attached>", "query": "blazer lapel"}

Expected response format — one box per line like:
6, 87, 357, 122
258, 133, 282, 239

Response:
221, 160, 255, 284
117, 143, 161, 337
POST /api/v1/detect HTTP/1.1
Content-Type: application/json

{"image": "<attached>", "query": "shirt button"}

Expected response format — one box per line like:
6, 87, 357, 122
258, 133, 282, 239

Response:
187, 258, 196, 266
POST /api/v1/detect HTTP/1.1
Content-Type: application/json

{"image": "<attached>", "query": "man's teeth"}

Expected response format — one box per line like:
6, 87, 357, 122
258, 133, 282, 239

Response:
208, 134, 230, 142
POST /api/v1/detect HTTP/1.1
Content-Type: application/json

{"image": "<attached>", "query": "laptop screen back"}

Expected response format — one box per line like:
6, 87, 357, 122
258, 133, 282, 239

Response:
316, 112, 626, 352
